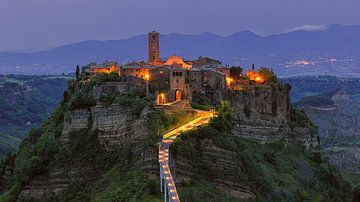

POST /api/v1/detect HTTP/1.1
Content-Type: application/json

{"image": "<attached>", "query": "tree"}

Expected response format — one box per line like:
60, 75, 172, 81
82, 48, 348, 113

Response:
259, 67, 278, 83
76, 65, 80, 80
230, 66, 243, 80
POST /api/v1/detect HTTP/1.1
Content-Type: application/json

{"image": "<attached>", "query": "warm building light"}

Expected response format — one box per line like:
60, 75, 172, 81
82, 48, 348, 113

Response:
247, 70, 267, 84
226, 77, 233, 87
144, 74, 150, 81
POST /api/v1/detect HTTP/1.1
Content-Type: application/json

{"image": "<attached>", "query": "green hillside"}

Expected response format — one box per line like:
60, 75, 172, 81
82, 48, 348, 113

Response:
0, 75, 71, 156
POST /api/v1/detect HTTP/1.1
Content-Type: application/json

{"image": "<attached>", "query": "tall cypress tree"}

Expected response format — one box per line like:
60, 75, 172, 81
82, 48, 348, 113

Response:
76, 65, 80, 80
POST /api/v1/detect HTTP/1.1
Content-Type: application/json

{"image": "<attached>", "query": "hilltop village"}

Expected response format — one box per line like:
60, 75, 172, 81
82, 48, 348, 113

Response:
79, 31, 277, 105
1, 31, 340, 202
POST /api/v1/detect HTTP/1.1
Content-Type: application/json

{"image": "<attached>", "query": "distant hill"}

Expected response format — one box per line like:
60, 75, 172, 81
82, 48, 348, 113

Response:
0, 75, 70, 156
285, 76, 360, 181
0, 24, 360, 77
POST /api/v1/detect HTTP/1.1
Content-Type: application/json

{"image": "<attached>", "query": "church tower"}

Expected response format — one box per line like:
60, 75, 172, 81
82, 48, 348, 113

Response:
148, 31, 160, 65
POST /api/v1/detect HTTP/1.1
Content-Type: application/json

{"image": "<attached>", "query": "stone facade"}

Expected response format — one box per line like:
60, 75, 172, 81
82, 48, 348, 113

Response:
148, 31, 160, 65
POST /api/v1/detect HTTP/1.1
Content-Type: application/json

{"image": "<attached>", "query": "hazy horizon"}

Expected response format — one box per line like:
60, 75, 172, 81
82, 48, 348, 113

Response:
1, 0, 360, 52
4, 23, 358, 53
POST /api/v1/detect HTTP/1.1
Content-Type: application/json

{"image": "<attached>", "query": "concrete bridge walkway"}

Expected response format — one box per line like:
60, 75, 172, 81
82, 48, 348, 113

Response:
158, 109, 213, 202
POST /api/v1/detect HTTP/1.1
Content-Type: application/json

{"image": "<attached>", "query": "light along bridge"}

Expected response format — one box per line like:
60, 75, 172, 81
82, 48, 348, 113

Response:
158, 110, 213, 202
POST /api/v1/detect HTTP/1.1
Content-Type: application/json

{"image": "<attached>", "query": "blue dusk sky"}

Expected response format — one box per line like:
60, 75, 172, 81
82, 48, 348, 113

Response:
0, 0, 359, 51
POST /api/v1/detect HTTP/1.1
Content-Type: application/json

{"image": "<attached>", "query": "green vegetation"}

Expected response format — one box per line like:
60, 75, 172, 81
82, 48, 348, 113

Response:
340, 170, 360, 187
0, 77, 162, 201
289, 109, 318, 135
230, 66, 243, 80
0, 77, 202, 201
68, 92, 96, 110
293, 91, 335, 108
258, 67, 278, 83
145, 109, 198, 146
0, 134, 21, 156
76, 65, 80, 80
282, 76, 360, 102
0, 75, 70, 157
191, 91, 211, 110
88, 72, 121, 86
171, 101, 355, 201
1, 75, 359, 201
288, 77, 360, 178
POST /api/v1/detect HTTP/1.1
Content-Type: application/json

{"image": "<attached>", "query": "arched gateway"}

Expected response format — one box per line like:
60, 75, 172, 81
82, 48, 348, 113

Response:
175, 90, 181, 101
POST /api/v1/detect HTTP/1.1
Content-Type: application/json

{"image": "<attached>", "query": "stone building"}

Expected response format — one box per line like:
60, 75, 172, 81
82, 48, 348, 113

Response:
82, 31, 274, 105
83, 62, 121, 76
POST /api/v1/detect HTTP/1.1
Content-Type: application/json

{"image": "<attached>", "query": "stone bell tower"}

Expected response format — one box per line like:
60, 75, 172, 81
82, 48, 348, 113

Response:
148, 31, 160, 65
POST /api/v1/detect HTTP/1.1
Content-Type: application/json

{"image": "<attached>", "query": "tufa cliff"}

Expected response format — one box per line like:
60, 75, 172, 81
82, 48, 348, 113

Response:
229, 84, 319, 151
0, 76, 354, 201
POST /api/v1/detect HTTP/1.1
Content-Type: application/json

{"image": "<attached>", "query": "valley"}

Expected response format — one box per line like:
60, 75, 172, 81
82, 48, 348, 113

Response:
284, 76, 360, 184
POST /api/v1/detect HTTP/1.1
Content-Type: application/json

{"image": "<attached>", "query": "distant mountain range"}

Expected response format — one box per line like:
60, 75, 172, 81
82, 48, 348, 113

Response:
1, 24, 360, 77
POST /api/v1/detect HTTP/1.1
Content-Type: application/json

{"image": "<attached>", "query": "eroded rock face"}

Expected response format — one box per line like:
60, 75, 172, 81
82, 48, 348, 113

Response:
16, 82, 320, 200
19, 103, 157, 200
197, 139, 256, 200
173, 138, 256, 200
19, 167, 97, 200
62, 105, 151, 149
172, 84, 319, 200
230, 84, 319, 151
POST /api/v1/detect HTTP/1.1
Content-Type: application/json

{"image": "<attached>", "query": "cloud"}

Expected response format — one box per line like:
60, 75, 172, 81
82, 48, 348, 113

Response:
287, 25, 328, 33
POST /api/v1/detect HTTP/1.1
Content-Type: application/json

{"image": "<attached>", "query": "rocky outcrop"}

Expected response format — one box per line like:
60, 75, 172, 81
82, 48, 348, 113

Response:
19, 167, 97, 200
19, 102, 157, 199
229, 84, 319, 151
63, 105, 151, 149
173, 138, 256, 200
13, 81, 321, 200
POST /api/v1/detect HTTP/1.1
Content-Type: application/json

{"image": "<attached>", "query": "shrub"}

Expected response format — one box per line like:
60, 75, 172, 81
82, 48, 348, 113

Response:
100, 92, 116, 107
290, 109, 317, 135
210, 101, 233, 132
68, 92, 96, 111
